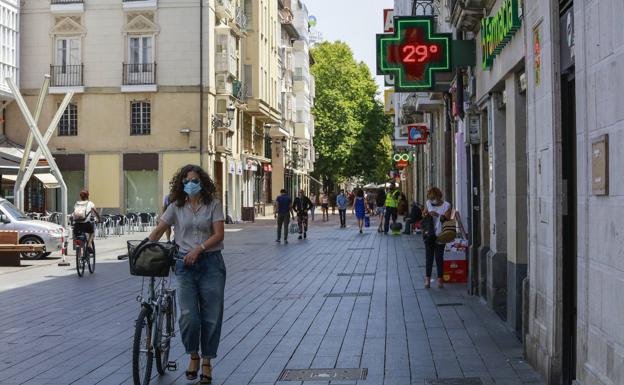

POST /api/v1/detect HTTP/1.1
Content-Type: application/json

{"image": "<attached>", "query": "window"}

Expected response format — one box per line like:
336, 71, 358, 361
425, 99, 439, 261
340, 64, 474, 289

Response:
128, 36, 153, 72
56, 37, 80, 67
130, 101, 151, 135
58, 103, 78, 136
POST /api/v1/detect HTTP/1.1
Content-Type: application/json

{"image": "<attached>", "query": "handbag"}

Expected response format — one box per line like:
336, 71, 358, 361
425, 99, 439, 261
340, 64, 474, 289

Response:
421, 215, 436, 241
436, 210, 458, 244
127, 239, 177, 277
289, 222, 300, 234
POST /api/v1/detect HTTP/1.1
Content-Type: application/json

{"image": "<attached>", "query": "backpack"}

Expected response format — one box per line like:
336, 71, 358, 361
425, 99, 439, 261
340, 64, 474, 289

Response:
73, 201, 90, 222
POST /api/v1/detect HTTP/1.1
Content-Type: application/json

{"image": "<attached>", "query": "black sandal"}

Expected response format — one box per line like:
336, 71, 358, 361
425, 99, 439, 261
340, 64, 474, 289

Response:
185, 355, 199, 381
200, 360, 212, 384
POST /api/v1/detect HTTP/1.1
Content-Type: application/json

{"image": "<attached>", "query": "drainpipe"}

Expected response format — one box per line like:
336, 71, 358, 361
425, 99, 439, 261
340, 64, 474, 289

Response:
199, 0, 204, 168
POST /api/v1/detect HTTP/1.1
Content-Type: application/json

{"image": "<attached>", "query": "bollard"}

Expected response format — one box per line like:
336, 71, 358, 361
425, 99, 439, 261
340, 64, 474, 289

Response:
58, 234, 70, 266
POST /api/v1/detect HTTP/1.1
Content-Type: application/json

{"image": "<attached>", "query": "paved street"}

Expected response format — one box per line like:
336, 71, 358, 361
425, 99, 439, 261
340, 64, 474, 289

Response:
0, 215, 544, 385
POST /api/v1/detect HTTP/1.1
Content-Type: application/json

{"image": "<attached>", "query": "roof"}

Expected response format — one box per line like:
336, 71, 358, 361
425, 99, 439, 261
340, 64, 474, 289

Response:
0, 135, 50, 175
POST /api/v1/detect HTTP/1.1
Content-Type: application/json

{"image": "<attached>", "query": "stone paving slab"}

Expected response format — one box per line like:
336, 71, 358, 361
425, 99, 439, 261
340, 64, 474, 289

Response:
0, 215, 545, 385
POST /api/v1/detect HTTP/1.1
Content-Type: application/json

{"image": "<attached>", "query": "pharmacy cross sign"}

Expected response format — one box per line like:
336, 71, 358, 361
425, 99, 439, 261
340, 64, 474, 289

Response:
377, 16, 452, 91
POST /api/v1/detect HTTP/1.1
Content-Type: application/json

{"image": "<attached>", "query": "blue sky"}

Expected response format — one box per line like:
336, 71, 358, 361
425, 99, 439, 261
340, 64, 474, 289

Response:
306, 0, 394, 93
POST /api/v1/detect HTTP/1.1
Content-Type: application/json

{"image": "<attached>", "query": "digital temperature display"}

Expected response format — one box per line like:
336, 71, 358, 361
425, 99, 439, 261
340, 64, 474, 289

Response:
377, 17, 452, 91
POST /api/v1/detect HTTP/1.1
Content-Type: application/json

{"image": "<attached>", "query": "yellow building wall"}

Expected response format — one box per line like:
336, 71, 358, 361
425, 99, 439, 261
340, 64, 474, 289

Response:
88, 154, 121, 208
162, 152, 201, 199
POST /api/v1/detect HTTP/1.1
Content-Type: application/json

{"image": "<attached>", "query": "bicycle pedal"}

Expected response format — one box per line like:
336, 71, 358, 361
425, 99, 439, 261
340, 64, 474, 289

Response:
166, 361, 177, 371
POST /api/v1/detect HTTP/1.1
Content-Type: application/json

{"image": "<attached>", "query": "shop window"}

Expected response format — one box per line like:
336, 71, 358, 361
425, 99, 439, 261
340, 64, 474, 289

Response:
125, 170, 158, 214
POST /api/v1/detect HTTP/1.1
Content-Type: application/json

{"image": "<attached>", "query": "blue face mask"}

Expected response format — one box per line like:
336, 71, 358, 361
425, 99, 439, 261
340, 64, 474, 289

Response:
184, 181, 202, 197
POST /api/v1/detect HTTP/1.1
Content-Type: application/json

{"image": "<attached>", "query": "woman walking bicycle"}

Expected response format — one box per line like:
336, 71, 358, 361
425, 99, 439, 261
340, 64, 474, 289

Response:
148, 164, 226, 384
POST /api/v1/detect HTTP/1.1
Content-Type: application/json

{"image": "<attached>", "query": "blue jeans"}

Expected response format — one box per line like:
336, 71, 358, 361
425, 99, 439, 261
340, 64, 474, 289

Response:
175, 251, 226, 359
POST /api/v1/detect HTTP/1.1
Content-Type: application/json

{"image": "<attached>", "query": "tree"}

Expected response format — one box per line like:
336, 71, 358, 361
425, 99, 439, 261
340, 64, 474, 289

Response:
311, 41, 393, 188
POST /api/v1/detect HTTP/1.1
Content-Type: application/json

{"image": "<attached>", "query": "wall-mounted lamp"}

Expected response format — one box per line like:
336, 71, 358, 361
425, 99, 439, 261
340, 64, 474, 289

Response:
179, 127, 192, 134
212, 103, 236, 129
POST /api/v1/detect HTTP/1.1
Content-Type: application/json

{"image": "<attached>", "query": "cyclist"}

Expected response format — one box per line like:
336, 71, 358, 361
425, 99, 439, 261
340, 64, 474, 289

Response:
72, 189, 101, 253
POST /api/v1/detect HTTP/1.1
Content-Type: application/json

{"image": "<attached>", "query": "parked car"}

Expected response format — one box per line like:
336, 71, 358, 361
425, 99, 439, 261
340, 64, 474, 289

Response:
0, 199, 65, 260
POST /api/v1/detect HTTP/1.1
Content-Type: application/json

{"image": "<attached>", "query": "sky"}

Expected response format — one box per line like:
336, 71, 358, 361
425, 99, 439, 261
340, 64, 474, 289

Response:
305, 0, 394, 94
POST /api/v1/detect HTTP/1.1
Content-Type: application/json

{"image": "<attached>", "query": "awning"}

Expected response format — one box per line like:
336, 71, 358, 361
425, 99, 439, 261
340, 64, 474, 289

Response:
2, 173, 60, 189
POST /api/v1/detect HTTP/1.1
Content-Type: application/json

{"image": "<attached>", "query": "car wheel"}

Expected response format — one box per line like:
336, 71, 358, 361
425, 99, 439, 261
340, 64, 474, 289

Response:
20, 236, 45, 260
41, 252, 52, 258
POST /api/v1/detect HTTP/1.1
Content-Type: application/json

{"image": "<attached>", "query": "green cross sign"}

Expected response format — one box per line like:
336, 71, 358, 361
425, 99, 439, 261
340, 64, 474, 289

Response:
377, 17, 452, 91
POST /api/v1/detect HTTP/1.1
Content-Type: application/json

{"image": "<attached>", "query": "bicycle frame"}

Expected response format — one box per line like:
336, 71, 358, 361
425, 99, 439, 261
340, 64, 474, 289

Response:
137, 277, 176, 355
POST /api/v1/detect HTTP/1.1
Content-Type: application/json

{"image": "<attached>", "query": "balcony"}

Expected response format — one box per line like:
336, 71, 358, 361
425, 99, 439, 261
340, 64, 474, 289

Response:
231, 7, 248, 35
49, 64, 84, 93
294, 121, 310, 141
450, 0, 490, 32
50, 0, 83, 13
216, 0, 234, 21
216, 74, 233, 95
122, 63, 157, 92
122, 0, 157, 10
293, 74, 309, 94
216, 52, 237, 78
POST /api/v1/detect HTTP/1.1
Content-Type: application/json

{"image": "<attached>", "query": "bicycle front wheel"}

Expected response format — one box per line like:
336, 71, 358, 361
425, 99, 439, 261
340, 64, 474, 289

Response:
75, 246, 85, 277
154, 299, 173, 375
132, 307, 153, 385
87, 244, 95, 274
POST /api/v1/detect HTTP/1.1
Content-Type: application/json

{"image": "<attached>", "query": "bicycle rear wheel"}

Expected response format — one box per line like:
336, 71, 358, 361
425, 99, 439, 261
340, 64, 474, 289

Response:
132, 307, 153, 385
155, 298, 173, 375
87, 243, 96, 274
75, 246, 85, 277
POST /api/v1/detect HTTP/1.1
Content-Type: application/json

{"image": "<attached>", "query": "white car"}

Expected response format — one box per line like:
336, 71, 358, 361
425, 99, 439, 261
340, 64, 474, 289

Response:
0, 199, 65, 260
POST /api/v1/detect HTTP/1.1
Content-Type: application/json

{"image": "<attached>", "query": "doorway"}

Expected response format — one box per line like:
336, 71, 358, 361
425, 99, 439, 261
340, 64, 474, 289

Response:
560, 58, 577, 385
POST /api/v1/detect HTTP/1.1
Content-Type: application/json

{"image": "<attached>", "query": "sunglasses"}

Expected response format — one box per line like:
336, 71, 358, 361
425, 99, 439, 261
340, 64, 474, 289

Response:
183, 178, 200, 185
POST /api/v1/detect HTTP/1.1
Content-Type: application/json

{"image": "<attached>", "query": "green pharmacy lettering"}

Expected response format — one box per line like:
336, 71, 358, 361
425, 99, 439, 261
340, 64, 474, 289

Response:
377, 17, 452, 91
481, 0, 521, 70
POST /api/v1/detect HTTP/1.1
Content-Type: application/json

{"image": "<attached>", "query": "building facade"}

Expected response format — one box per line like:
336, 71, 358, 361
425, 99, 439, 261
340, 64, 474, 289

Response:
9, 0, 315, 219
389, 0, 624, 384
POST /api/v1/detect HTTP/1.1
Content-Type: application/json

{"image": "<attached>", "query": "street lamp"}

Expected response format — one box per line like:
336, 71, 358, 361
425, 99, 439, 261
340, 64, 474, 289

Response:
212, 103, 236, 129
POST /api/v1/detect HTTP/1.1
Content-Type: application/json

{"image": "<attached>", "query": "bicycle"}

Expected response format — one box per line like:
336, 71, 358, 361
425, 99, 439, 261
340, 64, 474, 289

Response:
119, 240, 179, 385
73, 222, 96, 277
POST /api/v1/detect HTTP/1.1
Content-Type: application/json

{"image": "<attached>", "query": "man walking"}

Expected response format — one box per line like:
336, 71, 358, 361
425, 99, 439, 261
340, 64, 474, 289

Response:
336, 190, 348, 228
274, 189, 293, 244
384, 184, 401, 234
293, 190, 313, 239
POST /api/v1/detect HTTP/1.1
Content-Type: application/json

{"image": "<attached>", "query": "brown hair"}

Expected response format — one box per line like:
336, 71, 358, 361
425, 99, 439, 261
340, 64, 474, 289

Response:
426, 187, 443, 202
80, 189, 89, 200
169, 164, 216, 207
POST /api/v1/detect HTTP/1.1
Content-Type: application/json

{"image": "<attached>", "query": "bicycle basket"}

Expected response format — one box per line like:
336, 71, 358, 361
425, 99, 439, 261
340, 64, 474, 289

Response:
127, 240, 177, 277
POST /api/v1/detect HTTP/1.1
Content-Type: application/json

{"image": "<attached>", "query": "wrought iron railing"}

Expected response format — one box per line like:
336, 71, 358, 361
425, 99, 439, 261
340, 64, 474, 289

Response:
233, 80, 248, 102
412, 0, 438, 16
123, 63, 156, 85
50, 64, 83, 87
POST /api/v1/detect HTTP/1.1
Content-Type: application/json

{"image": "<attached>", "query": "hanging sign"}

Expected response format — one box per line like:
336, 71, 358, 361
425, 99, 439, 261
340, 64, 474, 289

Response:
229, 160, 236, 174
480, 0, 521, 70
236, 162, 243, 175
407, 124, 428, 145
377, 16, 452, 91
393, 153, 413, 163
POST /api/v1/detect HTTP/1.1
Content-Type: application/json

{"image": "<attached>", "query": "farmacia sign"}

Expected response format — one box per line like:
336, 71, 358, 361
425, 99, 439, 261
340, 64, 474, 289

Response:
480, 0, 521, 69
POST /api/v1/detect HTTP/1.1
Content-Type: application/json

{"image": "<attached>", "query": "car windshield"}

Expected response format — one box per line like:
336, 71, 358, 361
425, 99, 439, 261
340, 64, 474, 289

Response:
1, 201, 29, 220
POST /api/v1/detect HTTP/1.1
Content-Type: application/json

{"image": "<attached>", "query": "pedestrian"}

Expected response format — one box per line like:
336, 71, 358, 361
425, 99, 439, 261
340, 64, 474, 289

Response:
274, 189, 294, 244
383, 184, 401, 234
375, 188, 386, 233
422, 187, 452, 289
293, 190, 313, 239
336, 190, 348, 228
403, 201, 423, 235
330, 191, 337, 215
72, 189, 102, 254
147, 164, 226, 384
320, 191, 329, 221
309, 192, 317, 221
353, 189, 367, 234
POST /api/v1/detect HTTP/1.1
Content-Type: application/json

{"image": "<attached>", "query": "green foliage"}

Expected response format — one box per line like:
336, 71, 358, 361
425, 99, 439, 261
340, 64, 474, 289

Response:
311, 41, 393, 186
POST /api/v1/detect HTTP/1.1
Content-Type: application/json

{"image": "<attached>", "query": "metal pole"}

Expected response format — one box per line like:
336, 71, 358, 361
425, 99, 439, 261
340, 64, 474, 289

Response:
14, 75, 50, 210
7, 79, 72, 228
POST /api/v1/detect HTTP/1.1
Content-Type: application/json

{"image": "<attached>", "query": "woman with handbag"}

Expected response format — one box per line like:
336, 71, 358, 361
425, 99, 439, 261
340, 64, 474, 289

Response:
422, 187, 452, 289
148, 164, 225, 384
